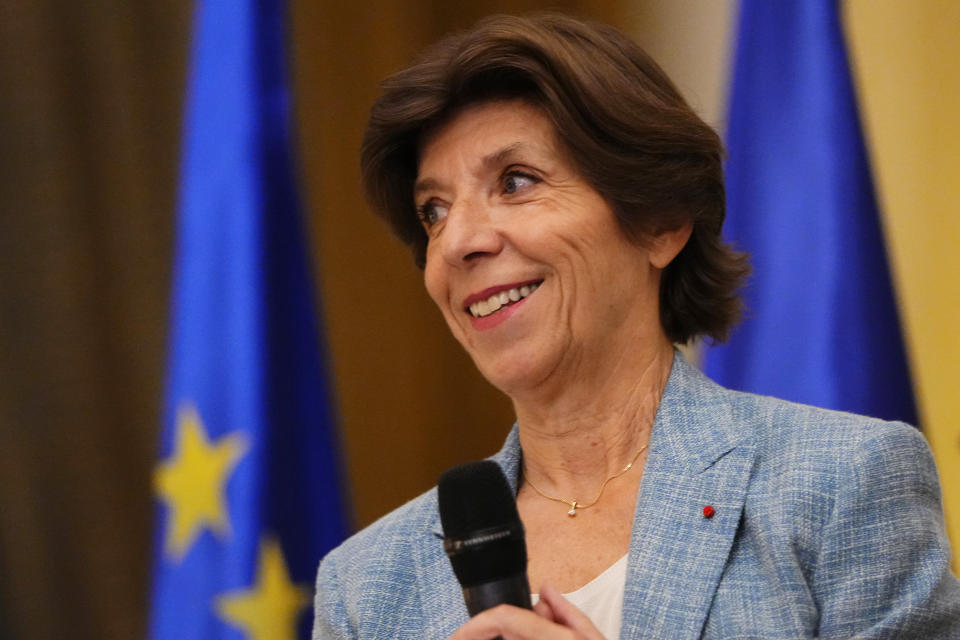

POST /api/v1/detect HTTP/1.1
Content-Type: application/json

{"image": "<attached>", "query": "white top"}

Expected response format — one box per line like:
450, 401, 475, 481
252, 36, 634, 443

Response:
531, 553, 628, 639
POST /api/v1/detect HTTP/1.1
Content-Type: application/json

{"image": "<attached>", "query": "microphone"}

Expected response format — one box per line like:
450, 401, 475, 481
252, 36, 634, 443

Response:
438, 460, 532, 617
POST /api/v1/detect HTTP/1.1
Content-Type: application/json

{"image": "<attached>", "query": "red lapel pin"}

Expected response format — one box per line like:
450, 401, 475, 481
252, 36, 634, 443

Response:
702, 505, 716, 519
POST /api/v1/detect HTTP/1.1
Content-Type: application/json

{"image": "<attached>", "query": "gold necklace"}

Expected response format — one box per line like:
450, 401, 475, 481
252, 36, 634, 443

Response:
521, 443, 649, 517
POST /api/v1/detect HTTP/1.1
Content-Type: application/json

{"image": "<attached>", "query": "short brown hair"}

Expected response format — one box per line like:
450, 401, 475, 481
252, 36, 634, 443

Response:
361, 13, 748, 344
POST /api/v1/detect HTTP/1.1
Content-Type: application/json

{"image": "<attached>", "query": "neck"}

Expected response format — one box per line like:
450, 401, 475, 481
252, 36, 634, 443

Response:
514, 336, 674, 497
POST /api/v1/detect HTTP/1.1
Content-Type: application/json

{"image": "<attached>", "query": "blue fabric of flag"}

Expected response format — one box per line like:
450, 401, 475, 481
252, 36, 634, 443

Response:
703, 0, 916, 424
149, 0, 350, 638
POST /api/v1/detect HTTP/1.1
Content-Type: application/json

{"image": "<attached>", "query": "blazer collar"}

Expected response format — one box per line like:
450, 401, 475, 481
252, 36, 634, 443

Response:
644, 349, 746, 473
485, 350, 748, 485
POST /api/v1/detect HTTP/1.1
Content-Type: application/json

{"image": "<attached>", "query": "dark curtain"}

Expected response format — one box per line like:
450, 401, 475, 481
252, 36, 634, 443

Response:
0, 1, 188, 638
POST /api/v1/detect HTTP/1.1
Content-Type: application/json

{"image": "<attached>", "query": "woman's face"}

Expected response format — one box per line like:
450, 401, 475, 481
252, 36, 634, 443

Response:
415, 100, 672, 397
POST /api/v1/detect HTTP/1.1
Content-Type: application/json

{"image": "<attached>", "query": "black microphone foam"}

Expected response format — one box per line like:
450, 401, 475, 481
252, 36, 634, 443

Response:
438, 460, 531, 616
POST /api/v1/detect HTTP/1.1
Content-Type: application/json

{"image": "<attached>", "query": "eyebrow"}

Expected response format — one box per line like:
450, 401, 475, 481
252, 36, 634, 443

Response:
481, 142, 527, 171
412, 142, 535, 197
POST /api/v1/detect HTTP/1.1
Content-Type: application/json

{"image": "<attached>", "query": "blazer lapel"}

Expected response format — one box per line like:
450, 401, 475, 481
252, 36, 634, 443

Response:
420, 428, 525, 639
619, 354, 756, 639
415, 524, 468, 640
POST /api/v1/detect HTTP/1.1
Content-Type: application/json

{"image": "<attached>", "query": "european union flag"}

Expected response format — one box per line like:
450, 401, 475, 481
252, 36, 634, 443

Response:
149, 1, 350, 638
704, 0, 917, 425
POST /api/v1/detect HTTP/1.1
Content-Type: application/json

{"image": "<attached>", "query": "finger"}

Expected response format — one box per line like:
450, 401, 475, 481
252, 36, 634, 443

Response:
533, 598, 558, 622
448, 604, 577, 640
537, 586, 606, 639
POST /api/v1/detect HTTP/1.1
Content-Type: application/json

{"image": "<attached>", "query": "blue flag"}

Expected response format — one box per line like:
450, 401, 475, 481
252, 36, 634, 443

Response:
149, 1, 350, 638
703, 0, 916, 424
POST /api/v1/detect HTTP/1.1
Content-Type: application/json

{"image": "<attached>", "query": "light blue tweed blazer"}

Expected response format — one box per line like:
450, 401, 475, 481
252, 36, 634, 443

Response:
314, 353, 960, 639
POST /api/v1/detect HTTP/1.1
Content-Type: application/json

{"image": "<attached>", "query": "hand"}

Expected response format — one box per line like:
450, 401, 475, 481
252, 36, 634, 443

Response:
449, 585, 607, 640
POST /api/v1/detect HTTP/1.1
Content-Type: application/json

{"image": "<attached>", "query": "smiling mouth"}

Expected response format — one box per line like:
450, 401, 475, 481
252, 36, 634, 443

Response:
466, 281, 542, 319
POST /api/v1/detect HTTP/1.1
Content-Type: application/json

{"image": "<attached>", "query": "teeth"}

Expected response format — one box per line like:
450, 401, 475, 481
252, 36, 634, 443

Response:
468, 282, 540, 318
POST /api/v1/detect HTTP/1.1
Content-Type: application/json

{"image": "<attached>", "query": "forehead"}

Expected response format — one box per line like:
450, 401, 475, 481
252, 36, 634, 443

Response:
417, 100, 561, 176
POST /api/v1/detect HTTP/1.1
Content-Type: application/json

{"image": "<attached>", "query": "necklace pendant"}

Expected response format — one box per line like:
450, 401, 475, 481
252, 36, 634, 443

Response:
567, 501, 577, 517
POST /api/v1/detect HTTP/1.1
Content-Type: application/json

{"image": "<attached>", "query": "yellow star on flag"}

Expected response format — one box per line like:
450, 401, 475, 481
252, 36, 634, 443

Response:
216, 537, 310, 640
154, 403, 249, 560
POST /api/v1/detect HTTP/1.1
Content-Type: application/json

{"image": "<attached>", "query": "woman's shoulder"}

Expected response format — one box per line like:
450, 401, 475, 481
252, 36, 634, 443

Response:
718, 390, 960, 633
321, 485, 441, 575
671, 351, 927, 469
314, 482, 471, 639
723, 386, 926, 463
721, 388, 940, 529
313, 486, 447, 637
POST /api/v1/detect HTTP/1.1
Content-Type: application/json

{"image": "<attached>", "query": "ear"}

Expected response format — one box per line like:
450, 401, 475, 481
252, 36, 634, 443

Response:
648, 223, 693, 269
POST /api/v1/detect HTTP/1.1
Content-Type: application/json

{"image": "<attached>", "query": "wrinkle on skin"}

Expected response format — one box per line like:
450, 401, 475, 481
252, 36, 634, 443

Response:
515, 346, 669, 490
417, 100, 688, 493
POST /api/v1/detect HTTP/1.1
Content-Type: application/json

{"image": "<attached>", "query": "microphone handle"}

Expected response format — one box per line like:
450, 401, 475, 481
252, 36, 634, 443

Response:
462, 573, 532, 617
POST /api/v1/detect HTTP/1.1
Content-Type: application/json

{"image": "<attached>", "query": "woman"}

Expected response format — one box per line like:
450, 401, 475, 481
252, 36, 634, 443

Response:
314, 14, 960, 639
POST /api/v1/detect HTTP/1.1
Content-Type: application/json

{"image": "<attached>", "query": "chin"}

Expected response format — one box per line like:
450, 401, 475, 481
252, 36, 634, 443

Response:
474, 352, 555, 398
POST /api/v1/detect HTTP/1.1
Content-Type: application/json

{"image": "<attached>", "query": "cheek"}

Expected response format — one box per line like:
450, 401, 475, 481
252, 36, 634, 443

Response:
422, 259, 449, 313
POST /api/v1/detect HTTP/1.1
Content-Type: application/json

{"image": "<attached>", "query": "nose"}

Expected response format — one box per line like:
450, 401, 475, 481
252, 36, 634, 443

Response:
437, 199, 504, 266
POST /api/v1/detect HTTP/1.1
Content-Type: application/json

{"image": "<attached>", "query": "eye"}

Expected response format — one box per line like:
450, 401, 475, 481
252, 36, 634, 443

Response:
502, 170, 539, 195
416, 200, 449, 228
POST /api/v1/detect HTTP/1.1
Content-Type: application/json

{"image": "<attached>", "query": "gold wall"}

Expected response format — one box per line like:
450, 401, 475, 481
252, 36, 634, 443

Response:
845, 0, 960, 567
